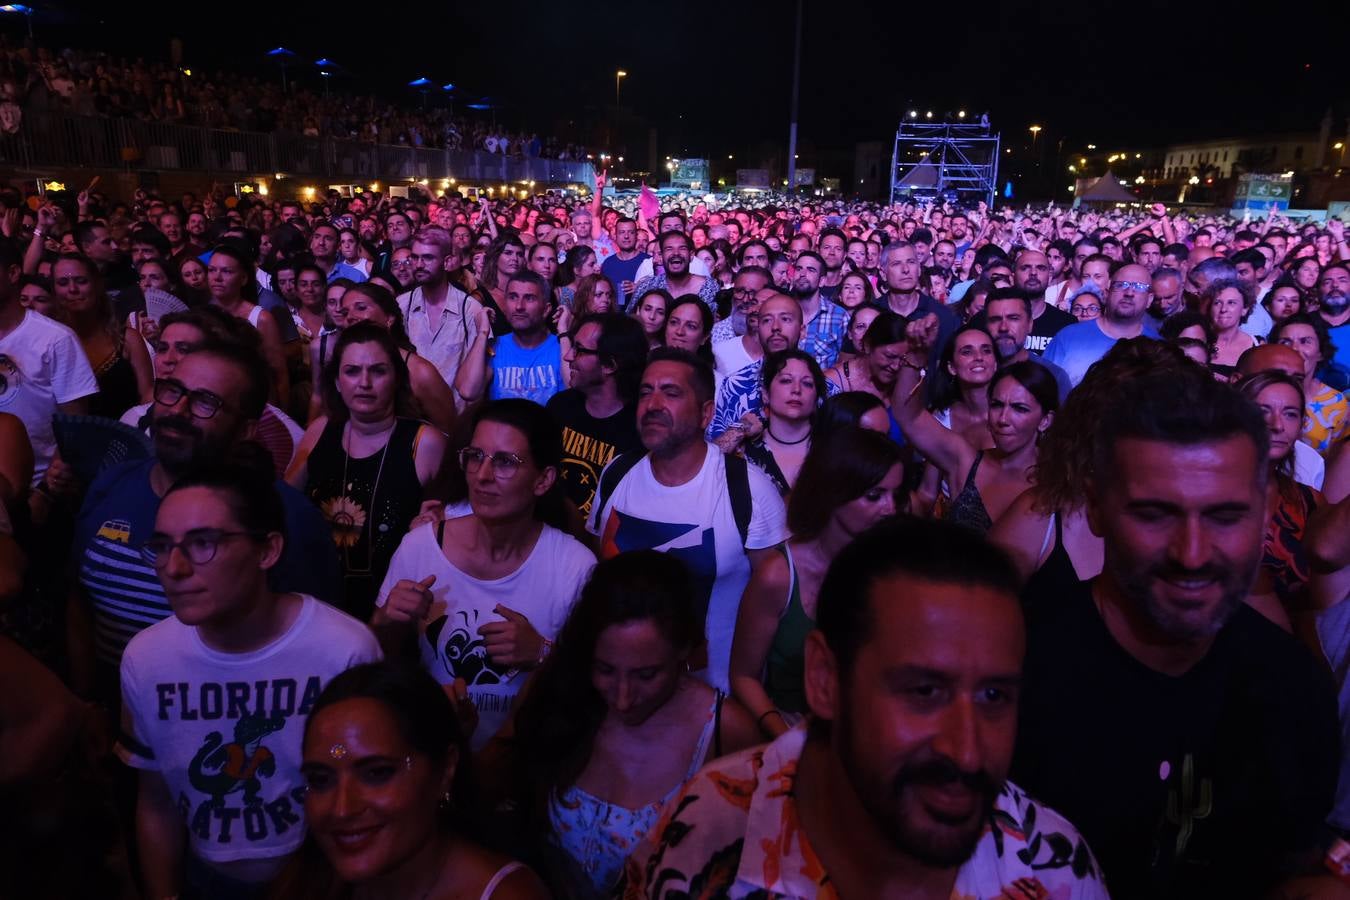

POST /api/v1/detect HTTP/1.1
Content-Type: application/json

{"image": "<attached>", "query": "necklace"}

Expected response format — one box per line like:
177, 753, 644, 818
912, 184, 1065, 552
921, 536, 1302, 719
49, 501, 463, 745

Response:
766, 424, 810, 446
338, 419, 394, 577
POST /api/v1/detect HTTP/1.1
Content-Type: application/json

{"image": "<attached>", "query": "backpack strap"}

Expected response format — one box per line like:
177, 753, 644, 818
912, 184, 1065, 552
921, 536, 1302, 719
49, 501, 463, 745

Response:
724, 453, 753, 548
593, 449, 648, 525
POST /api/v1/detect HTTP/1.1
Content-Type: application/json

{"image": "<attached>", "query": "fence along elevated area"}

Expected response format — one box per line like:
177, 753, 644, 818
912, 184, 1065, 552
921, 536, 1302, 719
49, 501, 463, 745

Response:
0, 111, 594, 190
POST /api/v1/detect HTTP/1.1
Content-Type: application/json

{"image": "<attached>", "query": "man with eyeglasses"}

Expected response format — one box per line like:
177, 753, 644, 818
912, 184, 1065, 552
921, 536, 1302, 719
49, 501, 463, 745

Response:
396, 226, 484, 389
546, 314, 648, 521
710, 266, 773, 373
1043, 263, 1161, 387
69, 343, 339, 708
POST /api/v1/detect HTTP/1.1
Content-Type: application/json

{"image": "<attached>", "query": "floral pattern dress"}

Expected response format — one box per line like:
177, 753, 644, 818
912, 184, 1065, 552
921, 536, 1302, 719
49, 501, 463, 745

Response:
621, 726, 1108, 900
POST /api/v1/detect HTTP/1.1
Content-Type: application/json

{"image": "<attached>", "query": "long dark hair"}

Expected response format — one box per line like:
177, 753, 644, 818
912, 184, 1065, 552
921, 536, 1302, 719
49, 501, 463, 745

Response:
929, 324, 995, 412
269, 661, 479, 900
508, 551, 698, 836
320, 322, 416, 423
787, 426, 904, 538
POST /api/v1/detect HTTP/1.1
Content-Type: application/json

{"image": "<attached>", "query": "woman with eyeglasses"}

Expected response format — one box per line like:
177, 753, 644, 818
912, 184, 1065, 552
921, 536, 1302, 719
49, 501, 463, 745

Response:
122, 464, 381, 900
372, 399, 595, 750
287, 323, 448, 621
1067, 283, 1102, 323
273, 661, 549, 900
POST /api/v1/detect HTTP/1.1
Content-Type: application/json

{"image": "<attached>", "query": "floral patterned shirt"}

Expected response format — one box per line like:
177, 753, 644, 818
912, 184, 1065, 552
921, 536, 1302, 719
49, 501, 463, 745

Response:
622, 726, 1108, 900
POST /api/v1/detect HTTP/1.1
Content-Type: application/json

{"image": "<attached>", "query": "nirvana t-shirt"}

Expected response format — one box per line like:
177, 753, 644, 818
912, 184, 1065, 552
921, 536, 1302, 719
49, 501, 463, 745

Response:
1013, 582, 1339, 898
588, 444, 787, 692
375, 522, 594, 749
489, 333, 563, 406
117, 595, 381, 864
545, 389, 640, 520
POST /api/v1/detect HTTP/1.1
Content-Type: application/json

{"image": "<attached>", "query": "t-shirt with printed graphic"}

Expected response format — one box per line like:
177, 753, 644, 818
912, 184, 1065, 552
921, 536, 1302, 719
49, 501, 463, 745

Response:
545, 389, 640, 520
0, 308, 98, 484
116, 595, 381, 866
587, 443, 787, 693
489, 332, 563, 406
375, 521, 594, 750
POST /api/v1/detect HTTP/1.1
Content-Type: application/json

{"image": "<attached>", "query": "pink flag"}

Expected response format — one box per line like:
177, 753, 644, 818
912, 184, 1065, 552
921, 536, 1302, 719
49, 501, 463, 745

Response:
640, 182, 661, 222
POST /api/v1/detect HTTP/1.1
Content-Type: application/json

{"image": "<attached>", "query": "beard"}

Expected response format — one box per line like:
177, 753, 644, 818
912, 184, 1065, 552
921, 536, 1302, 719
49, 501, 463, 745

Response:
151, 415, 229, 475
1109, 549, 1257, 641
1323, 291, 1350, 314
836, 701, 1000, 868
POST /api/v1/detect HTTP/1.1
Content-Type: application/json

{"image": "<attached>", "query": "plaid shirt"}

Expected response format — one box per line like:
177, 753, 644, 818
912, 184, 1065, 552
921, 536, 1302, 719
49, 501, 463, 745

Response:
798, 295, 849, 369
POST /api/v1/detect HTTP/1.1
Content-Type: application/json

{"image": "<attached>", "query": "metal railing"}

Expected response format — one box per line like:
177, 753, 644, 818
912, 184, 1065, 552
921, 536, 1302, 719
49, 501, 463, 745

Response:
0, 111, 594, 186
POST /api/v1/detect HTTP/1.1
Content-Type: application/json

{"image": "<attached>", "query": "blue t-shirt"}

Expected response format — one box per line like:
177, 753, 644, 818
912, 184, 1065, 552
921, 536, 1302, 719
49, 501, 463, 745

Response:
1324, 322, 1350, 391
490, 332, 563, 405
1042, 319, 1160, 388
74, 458, 342, 667
601, 252, 650, 310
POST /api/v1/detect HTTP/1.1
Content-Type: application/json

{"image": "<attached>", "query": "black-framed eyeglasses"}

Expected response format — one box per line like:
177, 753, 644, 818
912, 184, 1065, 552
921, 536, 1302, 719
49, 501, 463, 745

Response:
459, 447, 526, 480
140, 529, 265, 567
567, 338, 602, 358
154, 378, 227, 419
1071, 305, 1101, 316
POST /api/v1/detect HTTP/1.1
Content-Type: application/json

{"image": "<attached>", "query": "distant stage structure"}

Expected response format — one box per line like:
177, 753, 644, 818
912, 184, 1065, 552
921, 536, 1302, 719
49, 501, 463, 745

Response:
890, 115, 1000, 208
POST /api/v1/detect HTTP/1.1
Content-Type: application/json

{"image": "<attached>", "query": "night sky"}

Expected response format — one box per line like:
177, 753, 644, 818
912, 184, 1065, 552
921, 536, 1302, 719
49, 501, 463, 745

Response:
15, 0, 1344, 165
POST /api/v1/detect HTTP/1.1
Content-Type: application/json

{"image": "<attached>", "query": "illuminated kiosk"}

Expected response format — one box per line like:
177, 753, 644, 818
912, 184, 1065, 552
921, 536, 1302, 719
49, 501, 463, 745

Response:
890, 117, 1001, 207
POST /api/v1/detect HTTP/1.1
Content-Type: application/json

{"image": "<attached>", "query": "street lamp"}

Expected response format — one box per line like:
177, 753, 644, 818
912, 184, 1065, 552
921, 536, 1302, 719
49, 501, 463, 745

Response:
615, 69, 627, 107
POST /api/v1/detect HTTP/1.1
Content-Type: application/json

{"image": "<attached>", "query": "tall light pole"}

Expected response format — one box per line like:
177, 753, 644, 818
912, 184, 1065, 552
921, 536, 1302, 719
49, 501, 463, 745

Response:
615, 69, 627, 109
785, 0, 803, 195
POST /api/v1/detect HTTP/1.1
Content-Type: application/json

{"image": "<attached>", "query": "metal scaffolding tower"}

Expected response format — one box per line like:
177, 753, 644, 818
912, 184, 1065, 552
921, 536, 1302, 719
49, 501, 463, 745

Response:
890, 119, 1001, 207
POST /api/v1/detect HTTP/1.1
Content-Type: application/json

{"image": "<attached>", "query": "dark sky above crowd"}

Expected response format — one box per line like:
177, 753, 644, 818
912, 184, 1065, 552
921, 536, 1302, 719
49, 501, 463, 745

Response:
18, 0, 1345, 160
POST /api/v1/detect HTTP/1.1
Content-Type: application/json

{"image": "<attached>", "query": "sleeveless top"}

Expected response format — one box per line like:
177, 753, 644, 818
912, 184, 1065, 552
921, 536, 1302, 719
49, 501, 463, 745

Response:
1262, 480, 1318, 604
946, 450, 993, 534
1020, 512, 1086, 625
88, 338, 140, 420
305, 417, 425, 620
765, 544, 813, 713
547, 691, 725, 898
479, 862, 526, 900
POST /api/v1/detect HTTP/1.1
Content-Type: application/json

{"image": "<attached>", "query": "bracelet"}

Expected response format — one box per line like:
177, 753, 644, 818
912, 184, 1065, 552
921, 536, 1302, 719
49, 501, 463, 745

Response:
535, 637, 553, 667
756, 709, 784, 731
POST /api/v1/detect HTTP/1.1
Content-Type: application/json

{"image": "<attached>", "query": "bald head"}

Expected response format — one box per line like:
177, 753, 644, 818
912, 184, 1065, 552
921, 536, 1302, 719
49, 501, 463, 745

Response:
1104, 264, 1152, 325
1237, 343, 1305, 382
755, 290, 804, 353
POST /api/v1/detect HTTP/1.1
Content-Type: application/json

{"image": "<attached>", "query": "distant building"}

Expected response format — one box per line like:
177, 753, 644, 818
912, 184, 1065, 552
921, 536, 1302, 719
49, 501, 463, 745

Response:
1162, 132, 1325, 180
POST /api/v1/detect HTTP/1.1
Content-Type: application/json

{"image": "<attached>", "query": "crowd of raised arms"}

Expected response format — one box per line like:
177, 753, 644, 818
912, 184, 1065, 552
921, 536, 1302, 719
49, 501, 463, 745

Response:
6, 168, 1350, 900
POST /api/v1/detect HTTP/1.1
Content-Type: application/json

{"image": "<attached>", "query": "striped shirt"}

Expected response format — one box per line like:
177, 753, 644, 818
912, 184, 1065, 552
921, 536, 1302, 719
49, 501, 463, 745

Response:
74, 458, 345, 667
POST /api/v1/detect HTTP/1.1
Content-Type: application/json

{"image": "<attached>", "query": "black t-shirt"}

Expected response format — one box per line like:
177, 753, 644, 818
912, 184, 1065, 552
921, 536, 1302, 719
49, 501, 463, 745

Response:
1027, 304, 1077, 355
545, 389, 640, 519
971, 302, 1076, 356
1013, 580, 1339, 898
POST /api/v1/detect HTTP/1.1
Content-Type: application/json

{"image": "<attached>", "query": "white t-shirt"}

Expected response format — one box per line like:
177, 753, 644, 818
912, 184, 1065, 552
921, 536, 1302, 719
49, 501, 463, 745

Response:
588, 444, 787, 692
1294, 440, 1325, 491
0, 309, 99, 483
712, 336, 756, 378
117, 595, 381, 866
376, 520, 594, 749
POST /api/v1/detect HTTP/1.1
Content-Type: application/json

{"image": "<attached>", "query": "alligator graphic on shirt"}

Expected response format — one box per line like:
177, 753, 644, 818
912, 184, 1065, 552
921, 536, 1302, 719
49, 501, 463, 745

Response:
188, 712, 286, 808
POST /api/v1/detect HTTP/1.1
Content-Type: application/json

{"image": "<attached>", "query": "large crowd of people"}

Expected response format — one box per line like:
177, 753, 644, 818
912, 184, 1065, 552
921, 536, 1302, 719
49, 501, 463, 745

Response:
4, 164, 1350, 900
0, 35, 587, 158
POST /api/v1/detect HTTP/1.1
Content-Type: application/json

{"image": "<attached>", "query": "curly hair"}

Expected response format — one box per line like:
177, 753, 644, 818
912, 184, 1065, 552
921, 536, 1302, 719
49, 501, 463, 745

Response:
1030, 337, 1195, 515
